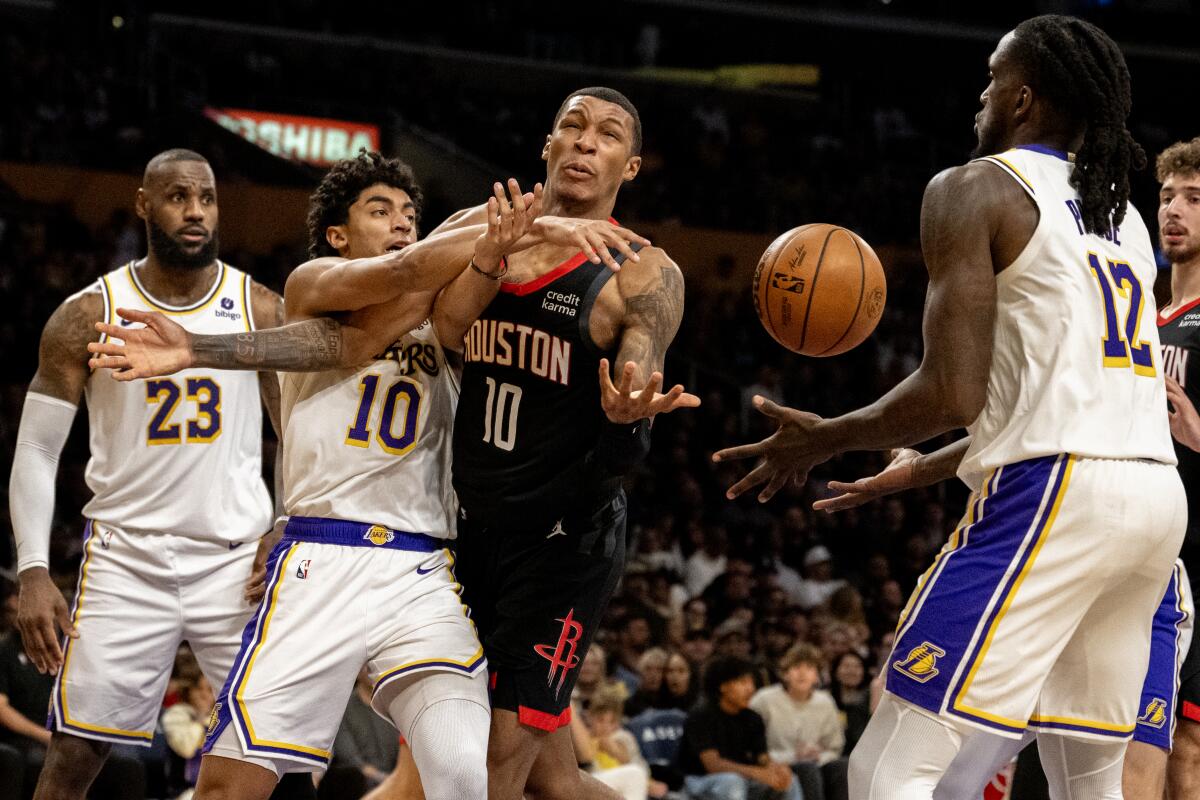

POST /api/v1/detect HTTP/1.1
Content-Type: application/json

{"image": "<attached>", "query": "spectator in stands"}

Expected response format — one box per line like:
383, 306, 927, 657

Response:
322, 668, 400, 799
686, 525, 729, 597
794, 546, 846, 611
828, 652, 871, 756
575, 643, 620, 710
682, 628, 714, 674
750, 644, 846, 800
682, 597, 709, 634
614, 612, 656, 694
626, 648, 669, 717
161, 672, 215, 796
677, 655, 802, 800
663, 649, 699, 713
572, 683, 663, 800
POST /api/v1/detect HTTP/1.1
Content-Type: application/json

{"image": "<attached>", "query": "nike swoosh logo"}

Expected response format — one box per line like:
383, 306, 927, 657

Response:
416, 563, 442, 575
229, 541, 244, 550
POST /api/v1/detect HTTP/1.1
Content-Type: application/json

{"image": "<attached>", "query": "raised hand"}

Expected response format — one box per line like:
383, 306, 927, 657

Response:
17, 567, 78, 675
473, 179, 543, 271
531, 216, 651, 271
598, 358, 700, 424
712, 396, 831, 503
87, 308, 194, 380
1167, 376, 1200, 453
813, 448, 923, 513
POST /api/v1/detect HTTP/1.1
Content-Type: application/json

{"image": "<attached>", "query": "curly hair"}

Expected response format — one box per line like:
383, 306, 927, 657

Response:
306, 150, 424, 258
1009, 15, 1145, 235
1157, 137, 1200, 183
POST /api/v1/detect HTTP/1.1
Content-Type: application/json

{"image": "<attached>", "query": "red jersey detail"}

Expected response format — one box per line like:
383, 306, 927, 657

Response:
1159, 296, 1200, 326
498, 217, 621, 297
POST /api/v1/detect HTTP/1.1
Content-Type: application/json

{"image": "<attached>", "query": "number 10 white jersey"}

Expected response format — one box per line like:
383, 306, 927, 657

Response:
280, 319, 460, 537
958, 147, 1176, 490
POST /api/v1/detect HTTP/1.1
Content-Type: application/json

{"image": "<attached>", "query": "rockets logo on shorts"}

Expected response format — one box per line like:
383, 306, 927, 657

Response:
892, 642, 946, 684
534, 608, 584, 698
364, 525, 394, 546
1138, 697, 1168, 728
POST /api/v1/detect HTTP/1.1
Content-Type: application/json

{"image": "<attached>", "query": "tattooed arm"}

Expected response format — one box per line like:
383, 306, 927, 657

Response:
597, 248, 698, 425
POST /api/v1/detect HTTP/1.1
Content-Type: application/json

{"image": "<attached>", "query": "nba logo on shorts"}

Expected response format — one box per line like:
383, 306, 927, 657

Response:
892, 641, 946, 683
296, 559, 311, 580
364, 525, 394, 546
1138, 698, 1168, 728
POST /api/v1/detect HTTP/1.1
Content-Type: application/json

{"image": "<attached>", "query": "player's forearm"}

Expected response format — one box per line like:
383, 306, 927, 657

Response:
913, 437, 972, 486
432, 268, 501, 352
0, 699, 49, 742
818, 368, 982, 455
11, 393, 76, 572
190, 318, 347, 372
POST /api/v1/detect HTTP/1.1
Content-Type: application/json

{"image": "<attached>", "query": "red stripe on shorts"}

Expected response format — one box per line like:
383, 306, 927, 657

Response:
518, 705, 572, 732
1182, 701, 1200, 722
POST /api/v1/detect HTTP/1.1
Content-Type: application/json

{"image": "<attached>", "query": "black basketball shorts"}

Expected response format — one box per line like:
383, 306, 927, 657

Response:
454, 493, 627, 731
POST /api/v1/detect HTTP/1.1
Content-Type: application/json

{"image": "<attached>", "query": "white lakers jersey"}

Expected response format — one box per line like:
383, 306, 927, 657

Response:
83, 261, 273, 543
280, 320, 459, 537
958, 147, 1176, 488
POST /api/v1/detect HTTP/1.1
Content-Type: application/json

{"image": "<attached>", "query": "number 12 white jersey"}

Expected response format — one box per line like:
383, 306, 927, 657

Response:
280, 320, 459, 537
958, 147, 1176, 489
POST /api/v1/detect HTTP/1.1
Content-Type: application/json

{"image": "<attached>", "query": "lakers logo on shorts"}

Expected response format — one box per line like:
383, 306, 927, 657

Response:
1138, 698, 1168, 729
892, 642, 946, 684
364, 525, 394, 546
206, 702, 222, 735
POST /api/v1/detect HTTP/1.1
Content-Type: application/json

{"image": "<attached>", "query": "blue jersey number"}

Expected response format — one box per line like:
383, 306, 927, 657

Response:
1088, 253, 1156, 377
345, 374, 422, 456
146, 377, 222, 445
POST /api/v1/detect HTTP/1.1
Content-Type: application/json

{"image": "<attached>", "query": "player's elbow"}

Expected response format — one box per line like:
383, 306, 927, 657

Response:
942, 382, 986, 428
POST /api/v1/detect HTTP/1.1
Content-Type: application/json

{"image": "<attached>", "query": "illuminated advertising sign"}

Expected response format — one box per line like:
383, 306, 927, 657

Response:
205, 107, 380, 166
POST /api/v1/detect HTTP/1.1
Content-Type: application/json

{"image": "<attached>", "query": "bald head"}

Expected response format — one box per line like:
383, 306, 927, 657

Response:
143, 148, 209, 186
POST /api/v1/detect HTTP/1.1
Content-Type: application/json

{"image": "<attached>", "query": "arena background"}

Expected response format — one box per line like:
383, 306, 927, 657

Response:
2, 1, 1200, 798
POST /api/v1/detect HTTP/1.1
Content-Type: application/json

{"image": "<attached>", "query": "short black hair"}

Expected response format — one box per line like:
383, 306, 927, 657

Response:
702, 655, 755, 702
554, 86, 643, 154
143, 148, 209, 183
306, 150, 424, 258
1008, 15, 1145, 235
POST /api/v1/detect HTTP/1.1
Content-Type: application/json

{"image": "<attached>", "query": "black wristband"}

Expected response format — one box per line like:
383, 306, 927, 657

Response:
470, 256, 508, 280
593, 418, 652, 477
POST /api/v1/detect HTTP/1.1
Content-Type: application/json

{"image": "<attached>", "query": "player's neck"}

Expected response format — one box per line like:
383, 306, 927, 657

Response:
1168, 258, 1200, 312
542, 187, 616, 221
135, 255, 221, 306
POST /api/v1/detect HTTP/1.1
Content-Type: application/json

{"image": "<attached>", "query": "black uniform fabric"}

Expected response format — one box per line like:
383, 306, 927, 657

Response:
676, 701, 769, 777
453, 243, 641, 519
452, 242, 644, 729
455, 493, 626, 729
1159, 301, 1200, 720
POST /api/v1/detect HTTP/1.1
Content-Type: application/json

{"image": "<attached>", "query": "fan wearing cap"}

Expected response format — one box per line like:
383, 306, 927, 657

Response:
793, 547, 847, 611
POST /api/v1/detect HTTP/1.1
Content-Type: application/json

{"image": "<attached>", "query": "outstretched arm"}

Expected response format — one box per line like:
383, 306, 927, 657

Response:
715, 163, 1011, 501
812, 437, 971, 512
597, 249, 699, 424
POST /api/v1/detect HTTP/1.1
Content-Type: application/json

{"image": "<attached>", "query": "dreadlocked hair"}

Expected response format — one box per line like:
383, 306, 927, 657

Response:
1009, 15, 1145, 235
306, 150, 423, 258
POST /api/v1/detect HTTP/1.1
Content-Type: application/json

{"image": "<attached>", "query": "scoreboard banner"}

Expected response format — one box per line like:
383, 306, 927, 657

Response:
204, 107, 379, 166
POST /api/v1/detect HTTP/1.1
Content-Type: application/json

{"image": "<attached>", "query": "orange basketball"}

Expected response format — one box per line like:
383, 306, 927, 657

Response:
752, 223, 887, 356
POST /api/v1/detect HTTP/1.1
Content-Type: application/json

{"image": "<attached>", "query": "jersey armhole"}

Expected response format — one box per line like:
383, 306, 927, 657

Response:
975, 157, 1047, 286
96, 275, 114, 345
577, 243, 642, 356
241, 271, 255, 333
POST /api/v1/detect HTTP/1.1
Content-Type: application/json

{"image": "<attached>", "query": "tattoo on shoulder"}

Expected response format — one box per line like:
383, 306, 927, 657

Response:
31, 286, 105, 399
620, 265, 685, 373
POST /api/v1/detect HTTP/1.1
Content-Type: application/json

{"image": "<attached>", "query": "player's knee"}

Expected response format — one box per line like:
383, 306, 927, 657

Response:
33, 734, 111, 797
1175, 718, 1200, 761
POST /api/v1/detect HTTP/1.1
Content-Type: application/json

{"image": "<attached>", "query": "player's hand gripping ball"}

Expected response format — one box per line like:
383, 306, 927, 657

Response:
753, 223, 887, 356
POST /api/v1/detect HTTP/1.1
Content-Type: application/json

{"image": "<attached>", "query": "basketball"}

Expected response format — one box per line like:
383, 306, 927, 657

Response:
752, 223, 887, 357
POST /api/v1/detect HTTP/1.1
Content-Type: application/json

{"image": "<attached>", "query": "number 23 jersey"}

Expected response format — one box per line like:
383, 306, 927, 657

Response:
958, 147, 1176, 489
280, 319, 459, 537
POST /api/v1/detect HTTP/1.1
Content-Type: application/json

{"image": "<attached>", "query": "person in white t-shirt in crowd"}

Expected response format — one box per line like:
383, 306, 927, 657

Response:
792, 547, 846, 611
750, 644, 848, 800
686, 525, 729, 597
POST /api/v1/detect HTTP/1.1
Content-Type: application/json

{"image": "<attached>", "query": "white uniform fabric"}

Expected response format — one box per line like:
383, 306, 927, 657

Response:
204, 535, 484, 773
888, 455, 1185, 741
280, 319, 459, 536
958, 147, 1176, 490
50, 520, 257, 745
83, 261, 272, 542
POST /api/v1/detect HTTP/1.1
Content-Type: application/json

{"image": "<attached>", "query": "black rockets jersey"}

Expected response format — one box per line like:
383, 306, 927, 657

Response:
1160, 298, 1200, 556
453, 243, 642, 516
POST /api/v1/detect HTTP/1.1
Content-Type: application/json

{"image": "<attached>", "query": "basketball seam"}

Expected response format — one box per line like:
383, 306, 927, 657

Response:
817, 231, 867, 356
798, 226, 837, 352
